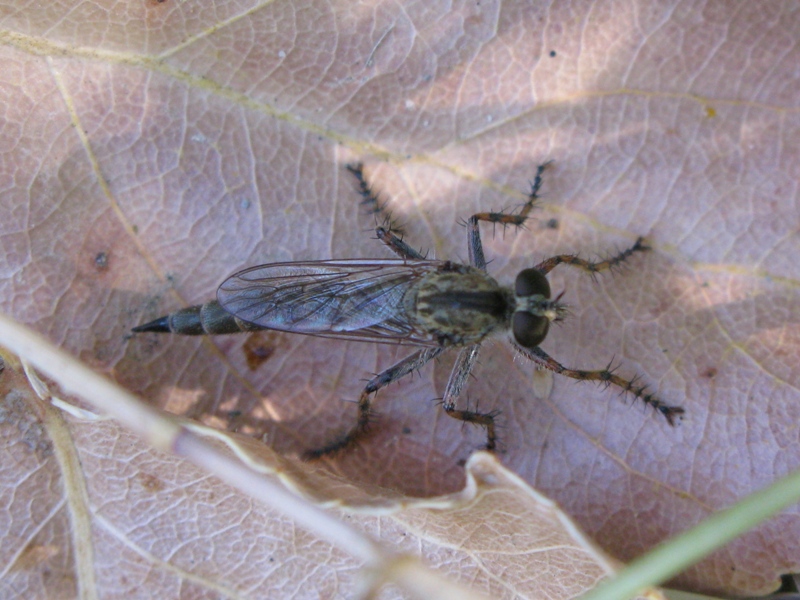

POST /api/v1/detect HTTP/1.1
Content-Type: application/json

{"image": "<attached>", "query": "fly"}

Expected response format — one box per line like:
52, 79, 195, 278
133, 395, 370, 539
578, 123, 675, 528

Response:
133, 163, 684, 457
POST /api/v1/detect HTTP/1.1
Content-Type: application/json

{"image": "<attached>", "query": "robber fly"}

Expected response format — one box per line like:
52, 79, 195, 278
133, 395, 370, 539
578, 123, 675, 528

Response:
134, 163, 684, 458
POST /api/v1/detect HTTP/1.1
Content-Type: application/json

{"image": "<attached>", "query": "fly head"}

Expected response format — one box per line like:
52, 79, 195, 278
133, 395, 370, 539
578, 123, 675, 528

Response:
512, 268, 566, 348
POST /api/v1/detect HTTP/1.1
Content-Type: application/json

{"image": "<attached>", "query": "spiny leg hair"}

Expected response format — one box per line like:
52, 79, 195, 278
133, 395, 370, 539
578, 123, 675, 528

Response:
303, 347, 444, 459
439, 344, 500, 451
347, 162, 425, 260
465, 161, 551, 270
347, 162, 392, 219
374, 225, 426, 260
535, 237, 649, 277
527, 237, 684, 420
516, 344, 685, 425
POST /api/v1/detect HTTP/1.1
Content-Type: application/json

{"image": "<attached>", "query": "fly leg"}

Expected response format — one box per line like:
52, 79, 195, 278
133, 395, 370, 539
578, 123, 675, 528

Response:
466, 162, 551, 270
347, 162, 394, 221
374, 225, 426, 260
535, 237, 649, 276
347, 162, 425, 260
440, 344, 499, 450
527, 238, 684, 423
515, 344, 685, 425
303, 346, 444, 459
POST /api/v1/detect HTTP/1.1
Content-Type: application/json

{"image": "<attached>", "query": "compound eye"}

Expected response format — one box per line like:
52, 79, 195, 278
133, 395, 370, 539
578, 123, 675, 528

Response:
515, 268, 550, 298
512, 311, 550, 348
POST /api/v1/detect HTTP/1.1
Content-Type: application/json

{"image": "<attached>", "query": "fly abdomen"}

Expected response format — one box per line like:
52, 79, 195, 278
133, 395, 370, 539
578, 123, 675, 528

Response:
133, 301, 263, 335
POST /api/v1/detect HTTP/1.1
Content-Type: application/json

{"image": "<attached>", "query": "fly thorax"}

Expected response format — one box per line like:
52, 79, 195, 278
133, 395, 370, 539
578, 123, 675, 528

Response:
405, 268, 513, 345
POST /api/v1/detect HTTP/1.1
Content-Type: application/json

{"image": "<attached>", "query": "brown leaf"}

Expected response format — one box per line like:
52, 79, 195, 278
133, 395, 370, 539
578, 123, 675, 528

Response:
2, 0, 799, 596
0, 344, 663, 600
0, 351, 662, 599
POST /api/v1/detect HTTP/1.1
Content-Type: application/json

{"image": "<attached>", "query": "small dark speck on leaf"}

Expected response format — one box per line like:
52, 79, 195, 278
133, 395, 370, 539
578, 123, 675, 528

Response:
94, 251, 109, 270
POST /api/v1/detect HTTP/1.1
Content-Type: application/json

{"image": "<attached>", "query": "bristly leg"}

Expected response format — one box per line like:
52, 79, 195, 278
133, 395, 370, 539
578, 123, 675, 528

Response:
347, 162, 389, 216
347, 162, 406, 233
438, 344, 501, 451
515, 344, 685, 425
465, 161, 552, 270
374, 224, 426, 260
303, 347, 444, 459
346, 162, 427, 260
535, 237, 649, 276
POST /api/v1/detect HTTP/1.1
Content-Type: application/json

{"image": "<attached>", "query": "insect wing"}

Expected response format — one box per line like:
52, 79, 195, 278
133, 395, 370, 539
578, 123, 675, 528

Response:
217, 259, 441, 345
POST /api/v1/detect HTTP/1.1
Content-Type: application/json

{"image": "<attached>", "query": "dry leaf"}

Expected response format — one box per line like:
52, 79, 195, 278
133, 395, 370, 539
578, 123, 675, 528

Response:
0, 349, 662, 599
2, 0, 799, 596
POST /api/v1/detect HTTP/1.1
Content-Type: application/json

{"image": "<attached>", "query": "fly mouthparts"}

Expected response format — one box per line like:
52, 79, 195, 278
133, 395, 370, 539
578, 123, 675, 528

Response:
550, 291, 569, 322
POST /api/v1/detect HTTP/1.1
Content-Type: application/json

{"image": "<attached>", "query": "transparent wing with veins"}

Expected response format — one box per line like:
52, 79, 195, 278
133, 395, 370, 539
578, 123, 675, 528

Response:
216, 259, 442, 346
